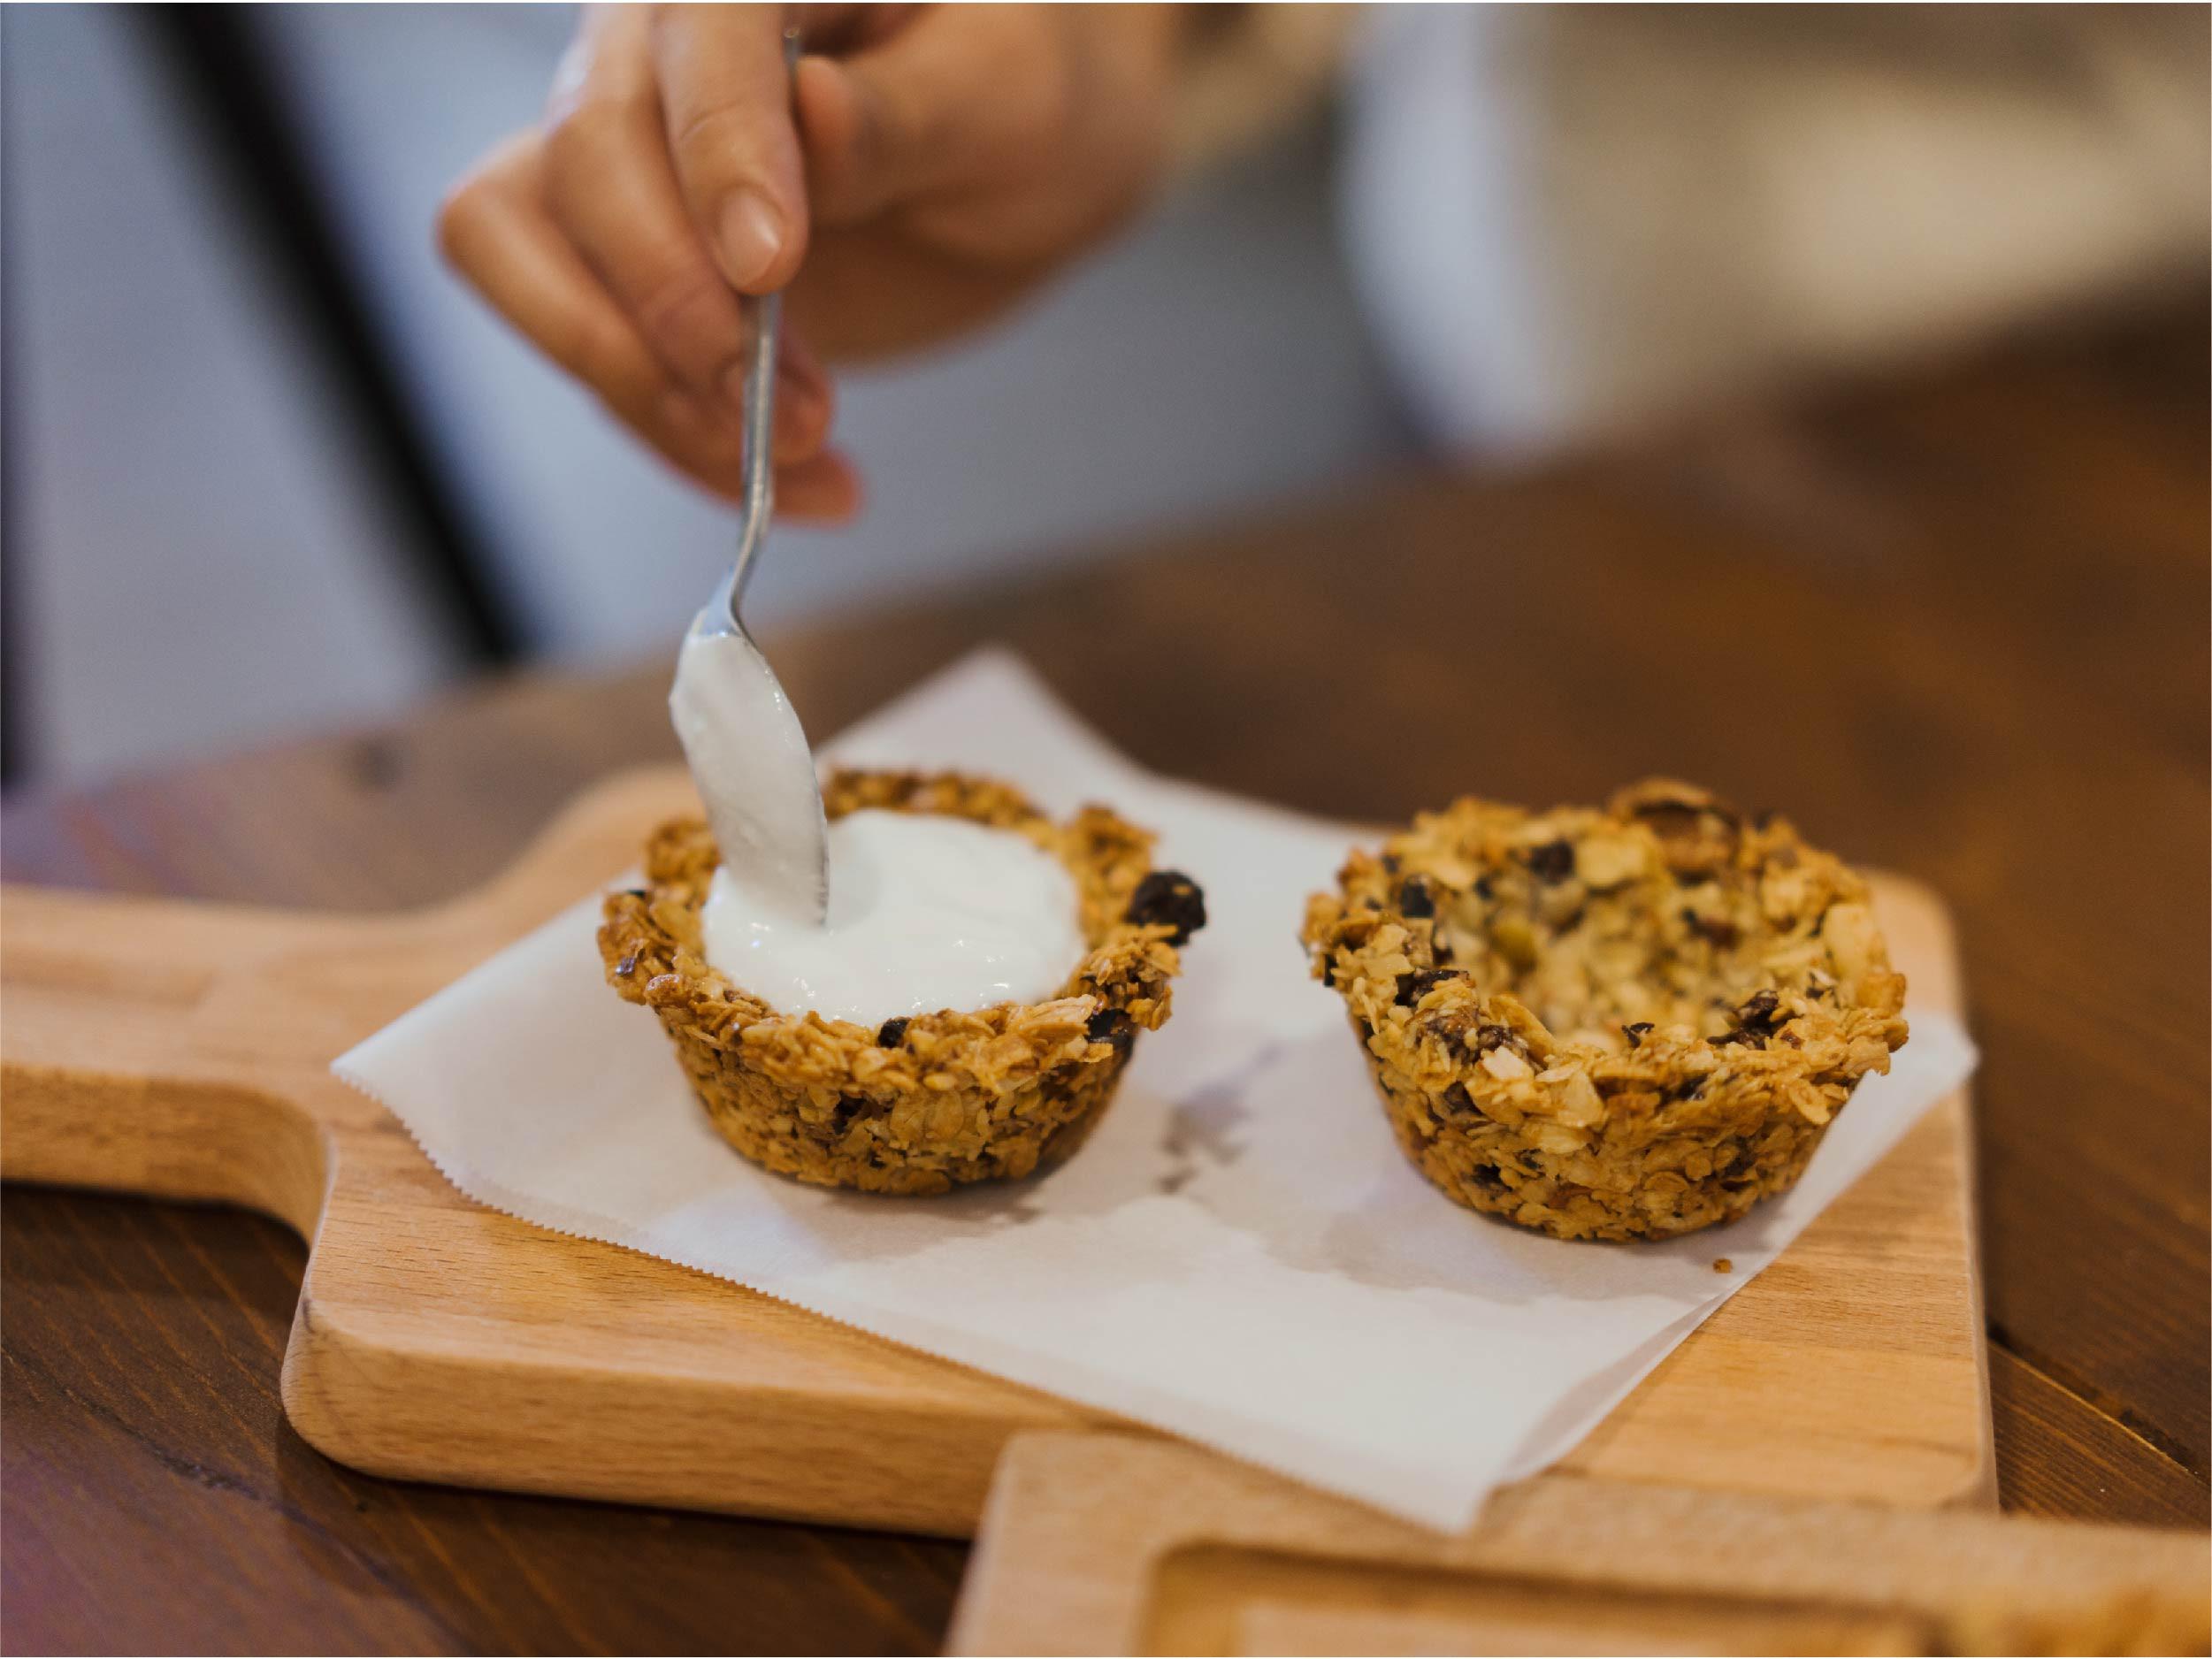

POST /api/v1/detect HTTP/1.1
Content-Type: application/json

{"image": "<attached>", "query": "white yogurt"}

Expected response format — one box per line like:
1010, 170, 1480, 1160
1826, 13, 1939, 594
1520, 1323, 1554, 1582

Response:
669, 618, 827, 923
700, 809, 1085, 1025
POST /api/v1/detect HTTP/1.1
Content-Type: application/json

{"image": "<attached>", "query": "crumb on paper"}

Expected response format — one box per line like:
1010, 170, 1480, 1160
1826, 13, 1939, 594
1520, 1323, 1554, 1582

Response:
1713, 1258, 1733, 1273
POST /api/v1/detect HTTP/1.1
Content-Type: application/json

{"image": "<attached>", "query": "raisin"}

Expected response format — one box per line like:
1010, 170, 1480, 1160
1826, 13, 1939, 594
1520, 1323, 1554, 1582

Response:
1124, 870, 1207, 943
1634, 788, 1741, 830
1471, 1165, 1506, 1193
1395, 967, 1465, 1007
876, 1016, 910, 1048
1472, 1023, 1520, 1057
1636, 803, 1705, 841
1632, 790, 1741, 876
1622, 1021, 1654, 1047
1086, 1006, 1135, 1054
804, 1096, 875, 1143
1396, 875, 1436, 919
1683, 909, 1741, 948
1525, 839, 1576, 883
1473, 875, 1495, 899
1437, 1082, 1477, 1119
1715, 1029, 1767, 1050
1382, 852, 1401, 875
1736, 990, 1782, 1033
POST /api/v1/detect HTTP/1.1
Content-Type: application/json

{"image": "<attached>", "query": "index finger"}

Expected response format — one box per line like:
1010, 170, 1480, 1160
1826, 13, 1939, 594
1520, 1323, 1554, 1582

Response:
654, 4, 810, 294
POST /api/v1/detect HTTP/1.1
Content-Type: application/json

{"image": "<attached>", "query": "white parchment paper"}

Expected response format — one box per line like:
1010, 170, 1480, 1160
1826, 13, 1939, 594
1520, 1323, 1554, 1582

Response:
335, 648, 1979, 1530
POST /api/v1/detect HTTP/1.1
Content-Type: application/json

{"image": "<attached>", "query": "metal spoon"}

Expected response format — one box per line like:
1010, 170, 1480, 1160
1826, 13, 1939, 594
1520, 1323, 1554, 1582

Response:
667, 29, 828, 922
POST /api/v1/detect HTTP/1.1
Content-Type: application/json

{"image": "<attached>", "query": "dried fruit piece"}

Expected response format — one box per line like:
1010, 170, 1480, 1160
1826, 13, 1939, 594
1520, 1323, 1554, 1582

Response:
1125, 869, 1208, 944
1395, 967, 1465, 1007
1524, 839, 1576, 883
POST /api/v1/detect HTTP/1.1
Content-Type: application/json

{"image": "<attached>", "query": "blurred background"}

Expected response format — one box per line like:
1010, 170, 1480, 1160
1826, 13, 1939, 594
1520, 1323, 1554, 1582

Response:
3, 3, 2204, 788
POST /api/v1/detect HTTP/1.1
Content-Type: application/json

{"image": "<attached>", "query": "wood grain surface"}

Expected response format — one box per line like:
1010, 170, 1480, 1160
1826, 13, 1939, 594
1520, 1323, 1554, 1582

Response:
4, 305, 2205, 1652
0, 772, 1991, 1539
948, 1433, 2211, 1658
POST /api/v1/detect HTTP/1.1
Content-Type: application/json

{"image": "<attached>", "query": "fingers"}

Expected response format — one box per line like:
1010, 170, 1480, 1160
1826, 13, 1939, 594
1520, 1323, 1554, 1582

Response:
540, 7, 755, 405
442, 134, 687, 430
438, 133, 849, 516
774, 327, 834, 458
794, 36, 955, 228
653, 4, 810, 294
777, 448, 863, 522
798, 8, 1061, 230
442, 4, 867, 521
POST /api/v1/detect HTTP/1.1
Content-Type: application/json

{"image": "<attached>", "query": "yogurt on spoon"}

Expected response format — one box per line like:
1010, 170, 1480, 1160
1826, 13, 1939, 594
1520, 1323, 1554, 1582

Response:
669, 608, 828, 924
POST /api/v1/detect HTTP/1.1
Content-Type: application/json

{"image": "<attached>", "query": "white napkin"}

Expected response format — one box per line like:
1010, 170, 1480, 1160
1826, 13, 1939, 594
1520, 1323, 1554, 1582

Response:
336, 648, 1979, 1531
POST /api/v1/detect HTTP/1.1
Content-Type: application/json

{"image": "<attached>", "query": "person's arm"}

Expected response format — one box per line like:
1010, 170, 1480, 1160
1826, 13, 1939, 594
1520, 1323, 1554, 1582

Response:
439, 4, 1191, 520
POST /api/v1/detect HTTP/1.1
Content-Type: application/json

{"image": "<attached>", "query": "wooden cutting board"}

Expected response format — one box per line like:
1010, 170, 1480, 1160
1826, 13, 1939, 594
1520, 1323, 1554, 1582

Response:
948, 1434, 2209, 1656
0, 764, 1987, 1536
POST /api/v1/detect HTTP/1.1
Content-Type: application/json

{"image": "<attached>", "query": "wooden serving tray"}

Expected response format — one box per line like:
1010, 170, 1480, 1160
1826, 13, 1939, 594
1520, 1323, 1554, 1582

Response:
950, 1434, 2209, 1656
0, 766, 1987, 1535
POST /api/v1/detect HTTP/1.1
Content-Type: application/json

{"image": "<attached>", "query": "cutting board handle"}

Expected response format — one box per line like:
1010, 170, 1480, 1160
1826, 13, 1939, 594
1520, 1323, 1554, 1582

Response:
0, 883, 342, 1234
0, 766, 698, 1237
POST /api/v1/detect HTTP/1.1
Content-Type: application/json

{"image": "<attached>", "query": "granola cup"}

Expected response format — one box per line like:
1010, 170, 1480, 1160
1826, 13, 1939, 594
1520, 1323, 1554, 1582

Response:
1303, 780, 1909, 1241
600, 768, 1205, 1195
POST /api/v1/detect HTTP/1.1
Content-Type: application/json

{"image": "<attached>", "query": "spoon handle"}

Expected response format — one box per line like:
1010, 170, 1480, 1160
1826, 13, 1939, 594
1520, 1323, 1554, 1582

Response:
728, 287, 781, 609
727, 27, 805, 616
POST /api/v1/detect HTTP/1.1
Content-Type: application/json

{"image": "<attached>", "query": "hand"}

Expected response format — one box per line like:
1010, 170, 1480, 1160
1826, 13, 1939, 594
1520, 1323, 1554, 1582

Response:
440, 5, 1184, 520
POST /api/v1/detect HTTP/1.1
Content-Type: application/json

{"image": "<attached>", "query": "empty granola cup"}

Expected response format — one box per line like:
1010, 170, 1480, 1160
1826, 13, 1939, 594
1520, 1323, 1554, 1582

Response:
600, 768, 1204, 1195
1303, 779, 1908, 1241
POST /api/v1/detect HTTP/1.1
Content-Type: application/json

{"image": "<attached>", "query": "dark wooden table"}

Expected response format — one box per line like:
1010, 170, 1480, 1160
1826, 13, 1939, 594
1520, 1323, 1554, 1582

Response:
6, 304, 2207, 1653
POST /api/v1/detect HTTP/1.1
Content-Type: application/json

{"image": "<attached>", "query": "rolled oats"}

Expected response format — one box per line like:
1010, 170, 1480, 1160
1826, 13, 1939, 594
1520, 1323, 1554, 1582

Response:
1302, 780, 1909, 1241
601, 769, 1199, 1195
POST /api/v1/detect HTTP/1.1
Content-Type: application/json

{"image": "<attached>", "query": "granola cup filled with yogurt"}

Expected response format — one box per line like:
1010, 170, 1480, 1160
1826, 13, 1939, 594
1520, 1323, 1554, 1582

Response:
1303, 780, 1908, 1241
601, 768, 1204, 1195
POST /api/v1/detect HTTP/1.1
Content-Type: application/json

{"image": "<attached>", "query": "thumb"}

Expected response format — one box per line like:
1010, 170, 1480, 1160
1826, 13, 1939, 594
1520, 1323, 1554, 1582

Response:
797, 26, 985, 229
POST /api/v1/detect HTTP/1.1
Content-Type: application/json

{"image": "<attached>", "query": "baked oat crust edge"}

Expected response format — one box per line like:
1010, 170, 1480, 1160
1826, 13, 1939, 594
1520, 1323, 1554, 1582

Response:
1303, 779, 1910, 1241
599, 768, 1200, 1196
